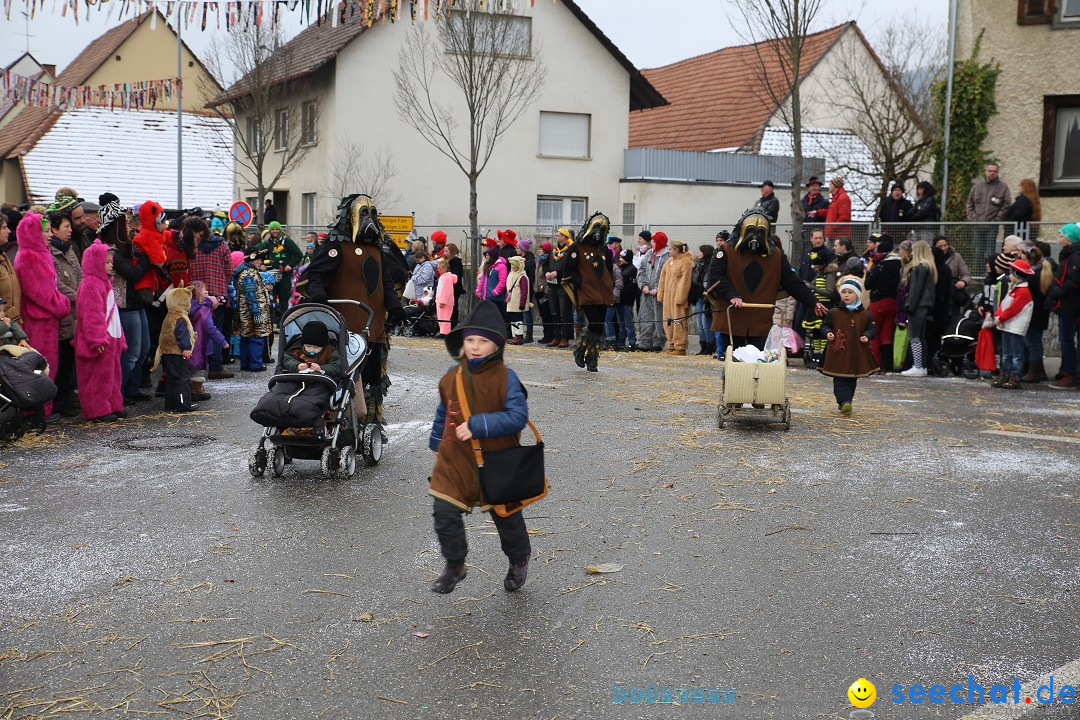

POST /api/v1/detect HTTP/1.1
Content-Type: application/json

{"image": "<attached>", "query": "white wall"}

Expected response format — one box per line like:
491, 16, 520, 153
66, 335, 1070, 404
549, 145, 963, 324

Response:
620, 180, 794, 226
276, 1, 630, 227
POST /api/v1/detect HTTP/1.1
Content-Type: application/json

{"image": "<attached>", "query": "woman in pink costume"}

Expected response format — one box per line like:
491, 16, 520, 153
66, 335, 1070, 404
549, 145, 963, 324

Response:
435, 259, 458, 335
13, 212, 70, 418
75, 241, 127, 422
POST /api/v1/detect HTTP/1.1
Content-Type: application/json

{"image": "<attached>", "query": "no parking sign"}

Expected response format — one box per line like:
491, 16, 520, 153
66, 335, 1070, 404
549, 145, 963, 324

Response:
229, 201, 253, 228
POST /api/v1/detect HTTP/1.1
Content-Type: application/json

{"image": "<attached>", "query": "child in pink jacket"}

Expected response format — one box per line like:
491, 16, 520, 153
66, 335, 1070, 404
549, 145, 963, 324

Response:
75, 241, 127, 422
435, 259, 458, 335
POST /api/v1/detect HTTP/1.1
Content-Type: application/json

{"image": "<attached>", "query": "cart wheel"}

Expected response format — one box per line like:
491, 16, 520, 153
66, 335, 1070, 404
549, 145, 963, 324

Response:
270, 446, 286, 478
321, 446, 339, 478
248, 447, 267, 477
338, 446, 357, 478
931, 356, 950, 377
781, 399, 792, 430
962, 358, 980, 380
362, 424, 384, 466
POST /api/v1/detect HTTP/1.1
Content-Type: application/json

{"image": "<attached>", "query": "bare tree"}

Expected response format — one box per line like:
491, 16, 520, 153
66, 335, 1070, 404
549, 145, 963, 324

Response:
199, 22, 312, 228
393, 1, 546, 297
832, 20, 945, 210
728, 0, 825, 243
324, 137, 402, 222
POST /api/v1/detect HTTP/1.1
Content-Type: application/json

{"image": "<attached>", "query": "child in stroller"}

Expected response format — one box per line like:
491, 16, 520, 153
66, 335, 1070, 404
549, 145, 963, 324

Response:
248, 301, 381, 479
399, 286, 439, 337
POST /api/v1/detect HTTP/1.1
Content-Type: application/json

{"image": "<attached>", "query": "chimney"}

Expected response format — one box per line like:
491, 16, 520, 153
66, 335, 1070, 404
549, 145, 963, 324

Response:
41, 64, 57, 79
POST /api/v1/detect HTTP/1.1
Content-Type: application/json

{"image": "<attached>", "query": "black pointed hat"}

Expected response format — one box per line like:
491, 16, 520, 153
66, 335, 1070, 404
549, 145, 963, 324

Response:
445, 300, 506, 358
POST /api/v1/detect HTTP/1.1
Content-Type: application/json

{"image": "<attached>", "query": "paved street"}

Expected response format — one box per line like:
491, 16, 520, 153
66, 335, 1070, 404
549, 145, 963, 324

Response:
2, 337, 1079, 720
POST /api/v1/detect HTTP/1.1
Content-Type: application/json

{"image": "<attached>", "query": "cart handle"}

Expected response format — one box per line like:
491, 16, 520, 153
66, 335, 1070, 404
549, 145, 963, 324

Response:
724, 302, 777, 345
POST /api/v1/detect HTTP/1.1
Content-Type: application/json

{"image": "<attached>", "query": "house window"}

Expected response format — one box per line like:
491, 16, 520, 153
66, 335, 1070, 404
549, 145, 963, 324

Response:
1040, 95, 1080, 193
301, 101, 318, 145
1059, 0, 1080, 23
536, 196, 587, 227
538, 112, 591, 159
446, 11, 531, 58
302, 193, 317, 226
1017, 0, 1052, 24
622, 203, 636, 226
274, 108, 289, 151
246, 117, 264, 154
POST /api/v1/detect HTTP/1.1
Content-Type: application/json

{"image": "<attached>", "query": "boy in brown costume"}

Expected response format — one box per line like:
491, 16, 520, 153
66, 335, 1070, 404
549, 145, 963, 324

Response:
427, 301, 543, 594
820, 277, 878, 416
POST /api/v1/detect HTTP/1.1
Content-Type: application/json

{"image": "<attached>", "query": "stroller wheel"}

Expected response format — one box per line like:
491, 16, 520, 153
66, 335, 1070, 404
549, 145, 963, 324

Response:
320, 446, 339, 478
962, 358, 981, 380
248, 447, 268, 477
931, 356, 950, 377
339, 446, 357, 478
362, 424, 384, 466
270, 446, 286, 478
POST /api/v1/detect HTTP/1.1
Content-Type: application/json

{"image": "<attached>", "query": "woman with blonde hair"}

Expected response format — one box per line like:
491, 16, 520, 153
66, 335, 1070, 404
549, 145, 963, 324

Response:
899, 239, 937, 376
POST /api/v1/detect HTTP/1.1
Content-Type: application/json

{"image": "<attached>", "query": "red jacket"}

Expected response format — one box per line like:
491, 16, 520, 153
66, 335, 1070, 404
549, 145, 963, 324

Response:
825, 187, 852, 238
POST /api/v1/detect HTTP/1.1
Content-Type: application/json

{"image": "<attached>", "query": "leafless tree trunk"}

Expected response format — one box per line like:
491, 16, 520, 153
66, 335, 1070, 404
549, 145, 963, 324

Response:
832, 19, 945, 211
324, 137, 401, 222
393, 1, 546, 309
728, 0, 825, 243
198, 22, 312, 229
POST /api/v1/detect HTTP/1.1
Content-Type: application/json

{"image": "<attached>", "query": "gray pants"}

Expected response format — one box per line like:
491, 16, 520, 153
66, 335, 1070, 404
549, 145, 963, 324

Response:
637, 295, 665, 350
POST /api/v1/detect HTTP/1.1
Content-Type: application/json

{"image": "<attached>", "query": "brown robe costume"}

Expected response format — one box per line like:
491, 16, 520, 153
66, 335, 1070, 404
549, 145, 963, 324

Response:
708, 248, 819, 339
567, 241, 615, 307
819, 306, 879, 378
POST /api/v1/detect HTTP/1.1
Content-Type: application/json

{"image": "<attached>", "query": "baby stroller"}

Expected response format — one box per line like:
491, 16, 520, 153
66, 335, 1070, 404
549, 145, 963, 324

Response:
932, 302, 981, 379
0, 347, 57, 443
398, 287, 439, 337
247, 300, 382, 479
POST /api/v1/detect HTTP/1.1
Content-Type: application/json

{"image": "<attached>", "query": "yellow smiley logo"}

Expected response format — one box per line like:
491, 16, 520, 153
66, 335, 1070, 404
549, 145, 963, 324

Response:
848, 678, 876, 708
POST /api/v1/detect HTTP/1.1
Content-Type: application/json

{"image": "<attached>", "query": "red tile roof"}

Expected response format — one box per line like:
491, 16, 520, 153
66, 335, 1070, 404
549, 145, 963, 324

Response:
629, 23, 850, 152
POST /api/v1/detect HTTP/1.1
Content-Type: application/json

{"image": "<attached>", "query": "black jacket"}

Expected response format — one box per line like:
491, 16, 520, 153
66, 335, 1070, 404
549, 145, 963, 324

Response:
802, 192, 829, 223
878, 196, 914, 223
865, 254, 902, 302
904, 264, 935, 312
754, 193, 781, 223
113, 246, 154, 311
1005, 193, 1033, 223
448, 256, 465, 298
617, 264, 639, 306
908, 194, 940, 222
798, 245, 834, 282
1048, 243, 1080, 317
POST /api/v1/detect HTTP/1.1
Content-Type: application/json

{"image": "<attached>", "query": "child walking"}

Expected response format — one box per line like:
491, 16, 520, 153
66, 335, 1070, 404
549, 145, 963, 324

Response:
74, 241, 127, 423
820, 277, 878, 416
427, 301, 543, 594
993, 258, 1035, 389
435, 259, 458, 336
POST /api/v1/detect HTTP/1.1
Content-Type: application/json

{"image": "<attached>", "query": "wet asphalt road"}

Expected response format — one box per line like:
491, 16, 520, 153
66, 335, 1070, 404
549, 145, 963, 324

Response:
1, 336, 1079, 720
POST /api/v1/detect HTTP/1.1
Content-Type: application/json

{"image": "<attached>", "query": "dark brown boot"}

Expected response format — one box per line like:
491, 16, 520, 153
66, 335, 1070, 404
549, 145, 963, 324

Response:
431, 563, 466, 594
1002, 374, 1021, 389
990, 373, 1007, 388
1020, 360, 1047, 383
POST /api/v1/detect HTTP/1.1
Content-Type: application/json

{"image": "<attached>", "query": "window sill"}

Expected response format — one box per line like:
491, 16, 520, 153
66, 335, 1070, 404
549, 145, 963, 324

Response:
537, 154, 592, 161
1038, 184, 1080, 196
301, 141, 318, 148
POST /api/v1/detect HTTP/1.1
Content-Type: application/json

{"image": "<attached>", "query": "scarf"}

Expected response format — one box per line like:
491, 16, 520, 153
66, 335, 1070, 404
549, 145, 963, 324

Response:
51, 236, 72, 254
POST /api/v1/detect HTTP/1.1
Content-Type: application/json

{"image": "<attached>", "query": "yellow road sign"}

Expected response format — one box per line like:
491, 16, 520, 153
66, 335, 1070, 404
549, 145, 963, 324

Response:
380, 215, 414, 249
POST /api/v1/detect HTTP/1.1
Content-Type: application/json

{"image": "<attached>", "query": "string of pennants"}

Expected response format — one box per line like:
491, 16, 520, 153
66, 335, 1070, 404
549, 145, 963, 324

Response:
1, 70, 180, 111
2, 0, 544, 28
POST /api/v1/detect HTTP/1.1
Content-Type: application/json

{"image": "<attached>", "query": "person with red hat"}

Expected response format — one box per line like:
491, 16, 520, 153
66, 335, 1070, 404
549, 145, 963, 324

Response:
992, 257, 1035, 389
496, 229, 518, 262
636, 231, 670, 351
430, 230, 447, 259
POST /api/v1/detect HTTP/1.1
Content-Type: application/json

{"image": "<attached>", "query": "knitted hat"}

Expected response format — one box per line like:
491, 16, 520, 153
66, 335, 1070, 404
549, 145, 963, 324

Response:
638, 230, 652, 242
619, 248, 633, 262
430, 230, 447, 244
98, 200, 123, 232
231, 250, 246, 268
210, 217, 225, 232
839, 277, 863, 296
540, 241, 553, 253
830, 176, 846, 188
1061, 223, 1080, 244
446, 300, 506, 358
651, 231, 669, 251
517, 237, 533, 253
497, 229, 518, 246
557, 228, 573, 241
301, 320, 329, 347
268, 221, 283, 231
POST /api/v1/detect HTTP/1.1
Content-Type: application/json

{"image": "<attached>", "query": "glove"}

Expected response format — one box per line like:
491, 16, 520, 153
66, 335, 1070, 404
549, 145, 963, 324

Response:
388, 306, 406, 326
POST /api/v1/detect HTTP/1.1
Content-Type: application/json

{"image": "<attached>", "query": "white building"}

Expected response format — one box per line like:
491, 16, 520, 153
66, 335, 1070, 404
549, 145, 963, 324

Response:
213, 1, 666, 230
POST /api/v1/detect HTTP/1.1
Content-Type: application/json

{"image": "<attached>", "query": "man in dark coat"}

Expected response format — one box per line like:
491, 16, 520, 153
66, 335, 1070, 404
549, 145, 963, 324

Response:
802, 176, 830, 228
754, 181, 781, 223
878, 182, 914, 240
299, 194, 405, 427
707, 209, 827, 350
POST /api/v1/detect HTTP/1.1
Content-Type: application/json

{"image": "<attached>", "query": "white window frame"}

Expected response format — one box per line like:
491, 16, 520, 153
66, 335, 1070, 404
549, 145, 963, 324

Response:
274, 108, 289, 151
536, 196, 587, 227
622, 203, 636, 226
446, 11, 532, 59
301, 101, 318, 146
246, 117, 264, 154
1059, 0, 1080, 22
538, 111, 591, 160
302, 193, 317, 226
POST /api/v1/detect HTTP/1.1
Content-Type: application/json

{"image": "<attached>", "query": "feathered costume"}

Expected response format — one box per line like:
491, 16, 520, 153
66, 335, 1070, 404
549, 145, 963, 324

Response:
557, 212, 615, 372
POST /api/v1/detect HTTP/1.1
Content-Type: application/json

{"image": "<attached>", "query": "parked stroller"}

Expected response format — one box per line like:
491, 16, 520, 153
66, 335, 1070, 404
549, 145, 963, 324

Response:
247, 300, 383, 479
0, 346, 57, 443
397, 287, 439, 337
932, 302, 981, 379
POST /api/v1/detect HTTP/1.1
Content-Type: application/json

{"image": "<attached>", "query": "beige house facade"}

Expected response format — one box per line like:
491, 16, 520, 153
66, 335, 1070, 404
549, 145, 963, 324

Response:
218, 1, 664, 229
956, 0, 1080, 219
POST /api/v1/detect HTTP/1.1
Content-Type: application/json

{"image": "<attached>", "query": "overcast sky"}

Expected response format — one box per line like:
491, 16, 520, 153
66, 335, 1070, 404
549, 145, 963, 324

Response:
0, 0, 948, 78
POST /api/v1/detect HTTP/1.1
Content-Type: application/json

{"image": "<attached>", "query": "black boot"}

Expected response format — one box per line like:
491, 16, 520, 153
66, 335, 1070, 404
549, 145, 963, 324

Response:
573, 341, 587, 368
525, 331, 534, 344
431, 563, 467, 594
504, 560, 528, 591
